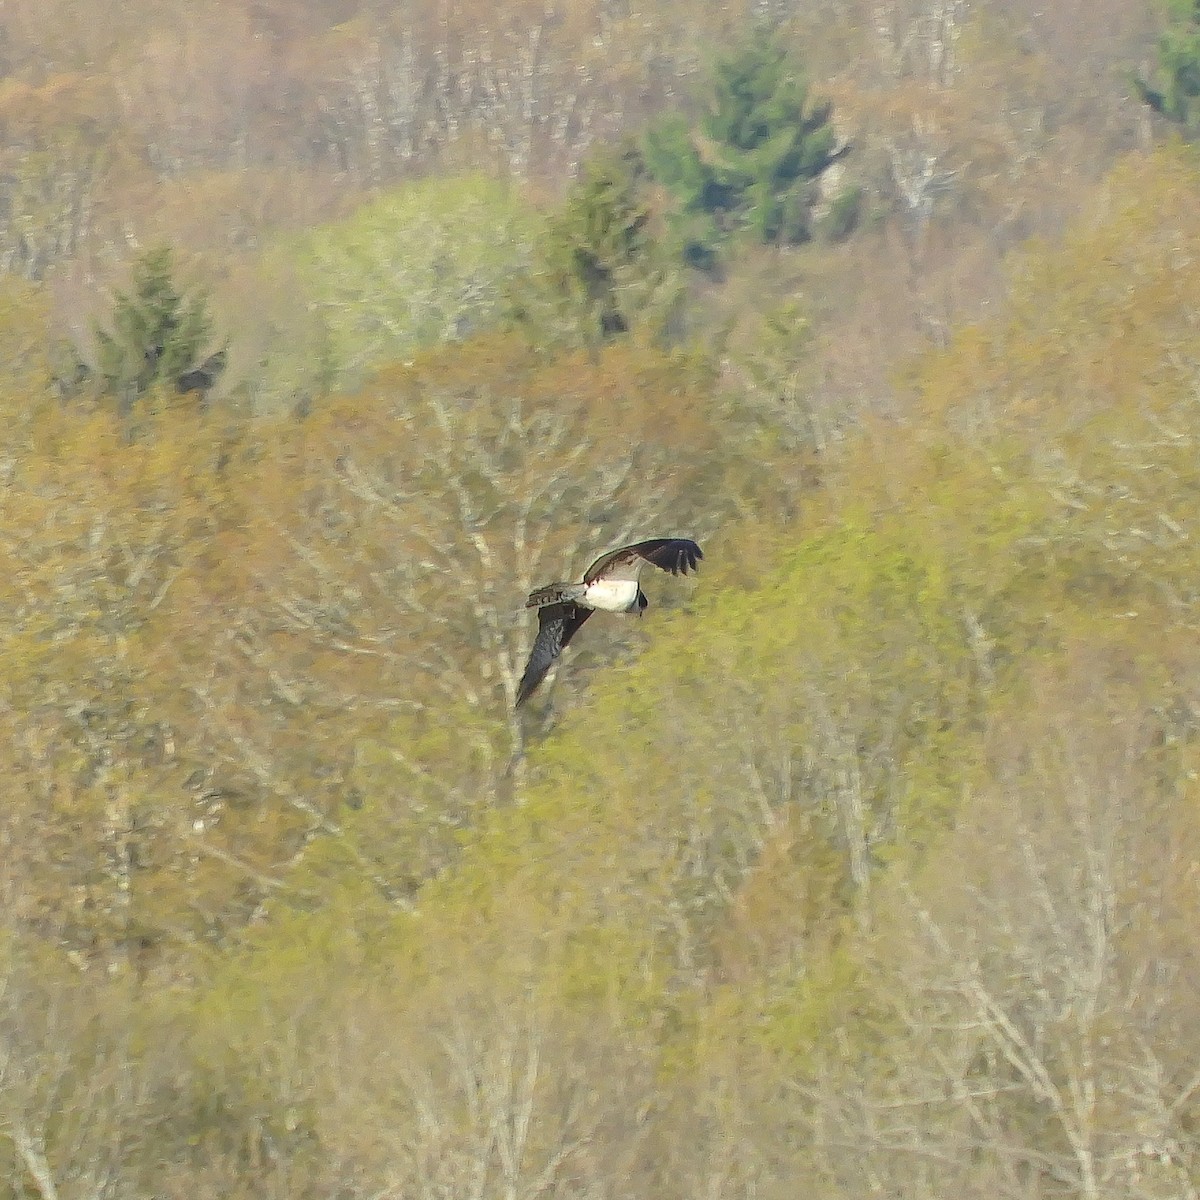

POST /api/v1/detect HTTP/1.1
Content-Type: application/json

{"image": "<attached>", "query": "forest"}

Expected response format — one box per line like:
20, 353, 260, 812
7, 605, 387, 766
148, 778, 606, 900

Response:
1, 0, 1199, 1196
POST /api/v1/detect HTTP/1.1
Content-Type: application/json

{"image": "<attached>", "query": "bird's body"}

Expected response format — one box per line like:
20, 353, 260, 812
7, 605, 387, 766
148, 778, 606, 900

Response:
516, 537, 702, 706
581, 577, 641, 612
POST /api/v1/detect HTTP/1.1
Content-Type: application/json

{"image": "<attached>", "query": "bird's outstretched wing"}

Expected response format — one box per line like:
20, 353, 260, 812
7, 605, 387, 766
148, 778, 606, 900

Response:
584, 538, 703, 584
516, 602, 594, 706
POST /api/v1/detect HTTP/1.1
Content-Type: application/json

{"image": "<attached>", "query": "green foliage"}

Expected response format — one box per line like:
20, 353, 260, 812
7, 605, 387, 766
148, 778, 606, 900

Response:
92, 245, 224, 410
8, 64, 1200, 1193
518, 146, 681, 345
644, 27, 840, 263
642, 114, 725, 269
705, 27, 838, 241
290, 174, 539, 384
815, 183, 863, 242
1136, 0, 1200, 130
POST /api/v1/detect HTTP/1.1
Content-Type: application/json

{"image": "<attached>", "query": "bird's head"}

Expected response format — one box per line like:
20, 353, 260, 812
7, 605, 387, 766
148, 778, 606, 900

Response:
636, 590, 648, 615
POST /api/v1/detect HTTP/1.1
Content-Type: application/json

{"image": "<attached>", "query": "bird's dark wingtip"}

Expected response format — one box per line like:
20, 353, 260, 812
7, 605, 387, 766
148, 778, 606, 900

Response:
673, 539, 703, 575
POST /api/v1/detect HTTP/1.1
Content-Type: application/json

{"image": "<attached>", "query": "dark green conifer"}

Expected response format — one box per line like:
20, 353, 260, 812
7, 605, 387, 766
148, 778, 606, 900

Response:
542, 149, 650, 337
1137, 0, 1200, 131
643, 27, 842, 263
94, 246, 225, 411
521, 146, 682, 345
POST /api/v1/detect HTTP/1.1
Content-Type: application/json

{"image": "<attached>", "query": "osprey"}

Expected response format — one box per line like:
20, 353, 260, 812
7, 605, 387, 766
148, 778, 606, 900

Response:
516, 538, 703, 707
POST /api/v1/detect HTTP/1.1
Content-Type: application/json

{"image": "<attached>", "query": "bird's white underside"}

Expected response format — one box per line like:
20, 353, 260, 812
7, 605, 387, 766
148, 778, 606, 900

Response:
583, 579, 640, 612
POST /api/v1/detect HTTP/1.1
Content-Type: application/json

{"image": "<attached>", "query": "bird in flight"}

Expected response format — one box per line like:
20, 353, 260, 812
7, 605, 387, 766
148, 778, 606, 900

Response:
516, 538, 703, 707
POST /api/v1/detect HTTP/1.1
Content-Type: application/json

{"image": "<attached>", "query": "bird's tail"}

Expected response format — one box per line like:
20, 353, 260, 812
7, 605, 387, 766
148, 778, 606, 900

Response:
525, 582, 585, 609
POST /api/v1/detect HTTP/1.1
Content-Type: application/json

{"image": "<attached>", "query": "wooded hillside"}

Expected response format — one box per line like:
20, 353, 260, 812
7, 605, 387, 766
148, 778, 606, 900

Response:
1, 2, 1197, 1197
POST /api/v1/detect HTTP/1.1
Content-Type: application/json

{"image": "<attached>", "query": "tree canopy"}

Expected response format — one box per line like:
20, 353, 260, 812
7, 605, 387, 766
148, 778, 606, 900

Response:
1137, 0, 1200, 130
89, 244, 226, 410
0, 3, 1191, 1196
644, 27, 841, 263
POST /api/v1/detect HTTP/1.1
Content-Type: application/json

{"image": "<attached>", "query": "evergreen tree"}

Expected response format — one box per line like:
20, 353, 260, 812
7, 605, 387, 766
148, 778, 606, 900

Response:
1136, 0, 1200, 131
643, 28, 841, 263
93, 246, 225, 411
641, 115, 724, 269
706, 27, 838, 242
516, 147, 682, 345
544, 149, 649, 338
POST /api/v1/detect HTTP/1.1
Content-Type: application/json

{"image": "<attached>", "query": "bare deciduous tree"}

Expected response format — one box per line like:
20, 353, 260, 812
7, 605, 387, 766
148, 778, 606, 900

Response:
789, 665, 1200, 1199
